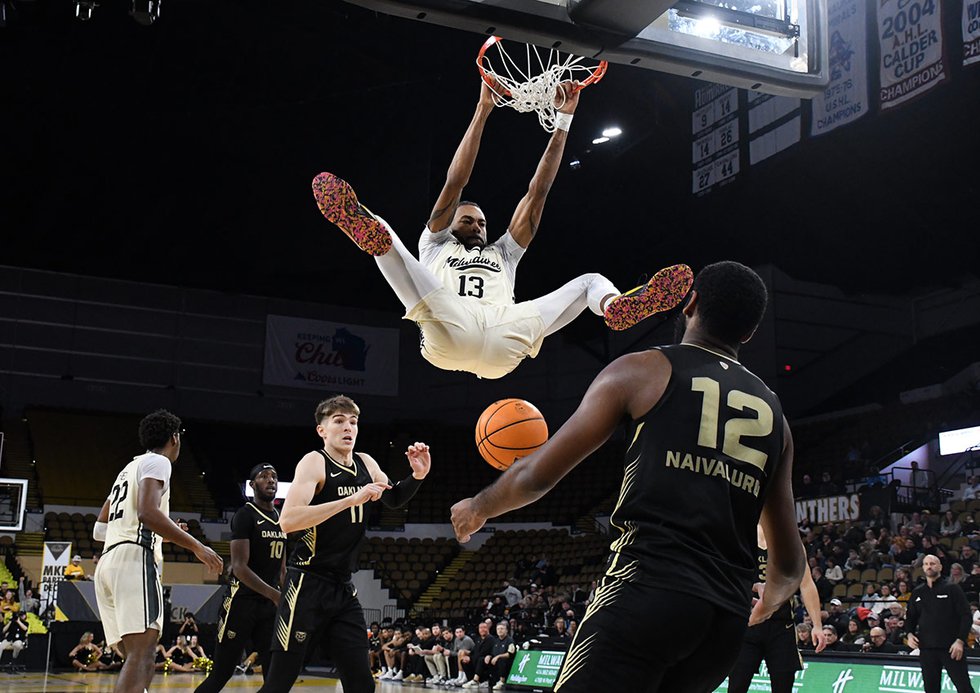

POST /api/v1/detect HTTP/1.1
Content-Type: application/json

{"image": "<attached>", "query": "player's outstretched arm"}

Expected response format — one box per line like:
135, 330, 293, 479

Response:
452, 351, 667, 542
799, 564, 828, 652
506, 82, 580, 249
427, 82, 497, 233
137, 478, 223, 574
750, 419, 805, 625
279, 452, 389, 533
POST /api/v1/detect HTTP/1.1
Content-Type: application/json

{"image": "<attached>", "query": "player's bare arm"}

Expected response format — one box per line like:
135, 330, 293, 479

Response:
452, 351, 668, 542
750, 419, 805, 625
230, 538, 281, 605
279, 451, 388, 534
427, 81, 497, 233
137, 477, 223, 573
506, 81, 580, 249
798, 548, 827, 652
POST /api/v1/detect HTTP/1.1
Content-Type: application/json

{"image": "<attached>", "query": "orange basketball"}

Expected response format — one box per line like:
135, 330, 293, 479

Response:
475, 398, 549, 471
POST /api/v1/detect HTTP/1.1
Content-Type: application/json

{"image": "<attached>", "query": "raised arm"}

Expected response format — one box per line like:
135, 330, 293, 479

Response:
278, 452, 388, 534
427, 82, 497, 233
506, 82, 580, 249
750, 419, 806, 625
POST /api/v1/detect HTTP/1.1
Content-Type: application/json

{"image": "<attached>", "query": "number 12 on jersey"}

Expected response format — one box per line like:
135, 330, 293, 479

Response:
691, 377, 774, 470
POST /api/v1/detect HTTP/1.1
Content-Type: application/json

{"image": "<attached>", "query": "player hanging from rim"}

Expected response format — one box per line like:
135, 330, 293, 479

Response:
194, 464, 286, 693
256, 395, 430, 693
451, 261, 806, 692
312, 79, 693, 380
93, 410, 223, 693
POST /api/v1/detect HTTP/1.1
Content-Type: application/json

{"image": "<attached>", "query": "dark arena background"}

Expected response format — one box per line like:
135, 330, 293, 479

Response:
1, 0, 979, 690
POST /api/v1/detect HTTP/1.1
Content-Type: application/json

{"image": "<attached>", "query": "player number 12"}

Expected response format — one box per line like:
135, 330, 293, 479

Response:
690, 377, 774, 470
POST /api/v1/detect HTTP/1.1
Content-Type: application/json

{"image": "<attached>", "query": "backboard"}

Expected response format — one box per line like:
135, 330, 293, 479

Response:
344, 0, 829, 97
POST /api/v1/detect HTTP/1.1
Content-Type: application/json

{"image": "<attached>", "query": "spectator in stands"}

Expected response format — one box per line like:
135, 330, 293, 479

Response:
812, 567, 833, 603
0, 590, 18, 618
961, 546, 977, 574
897, 580, 914, 604
896, 539, 919, 566
420, 623, 449, 684
585, 580, 597, 605
64, 555, 86, 580
964, 514, 980, 541
69, 632, 103, 672
824, 557, 844, 584
826, 599, 850, 636
570, 584, 587, 604
875, 584, 899, 616
942, 511, 963, 538
568, 620, 578, 638
950, 563, 967, 586
796, 624, 814, 651
799, 474, 817, 499
845, 548, 865, 572
482, 621, 515, 691
16, 578, 38, 615
841, 619, 865, 646
884, 615, 907, 649
550, 616, 570, 641
963, 477, 980, 502
910, 462, 931, 506
864, 627, 901, 653
461, 621, 493, 688
488, 596, 506, 619
447, 626, 474, 686
818, 471, 840, 497
821, 625, 854, 652
867, 505, 889, 532
922, 510, 940, 538
496, 580, 523, 608
0, 611, 28, 663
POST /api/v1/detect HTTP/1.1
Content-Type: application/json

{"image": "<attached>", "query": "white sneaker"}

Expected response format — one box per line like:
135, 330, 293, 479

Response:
379, 669, 393, 680
493, 682, 505, 690
392, 671, 404, 681
433, 675, 445, 684
462, 680, 479, 688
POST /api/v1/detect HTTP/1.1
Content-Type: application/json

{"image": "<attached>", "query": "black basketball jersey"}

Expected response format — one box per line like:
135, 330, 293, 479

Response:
606, 343, 785, 618
757, 547, 794, 622
230, 502, 286, 598
288, 450, 374, 580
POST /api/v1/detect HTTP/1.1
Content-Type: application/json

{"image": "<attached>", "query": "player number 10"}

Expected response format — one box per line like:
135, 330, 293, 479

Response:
690, 377, 774, 470
269, 541, 284, 559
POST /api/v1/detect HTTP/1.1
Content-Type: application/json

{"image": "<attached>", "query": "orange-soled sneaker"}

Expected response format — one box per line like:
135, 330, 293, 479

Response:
312, 172, 392, 256
603, 263, 694, 331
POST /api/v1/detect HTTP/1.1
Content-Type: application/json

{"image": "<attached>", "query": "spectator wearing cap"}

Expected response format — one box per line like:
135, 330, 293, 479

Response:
906, 554, 976, 693
64, 555, 86, 580
826, 599, 850, 636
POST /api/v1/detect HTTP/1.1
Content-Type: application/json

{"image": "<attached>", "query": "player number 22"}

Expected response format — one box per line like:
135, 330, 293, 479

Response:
691, 377, 774, 470
108, 480, 129, 522
457, 275, 485, 299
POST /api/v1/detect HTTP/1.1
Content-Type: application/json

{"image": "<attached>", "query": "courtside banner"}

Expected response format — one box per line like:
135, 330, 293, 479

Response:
263, 315, 399, 396
40, 541, 72, 616
965, 0, 980, 66
877, 0, 947, 110
715, 658, 980, 692
811, 0, 869, 135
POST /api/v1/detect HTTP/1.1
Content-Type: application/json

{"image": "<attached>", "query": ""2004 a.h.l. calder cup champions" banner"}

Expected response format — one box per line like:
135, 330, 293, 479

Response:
876, 0, 947, 110
263, 315, 399, 396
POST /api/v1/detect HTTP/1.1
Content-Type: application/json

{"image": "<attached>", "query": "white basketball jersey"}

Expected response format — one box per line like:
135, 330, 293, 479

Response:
103, 452, 171, 569
420, 227, 524, 306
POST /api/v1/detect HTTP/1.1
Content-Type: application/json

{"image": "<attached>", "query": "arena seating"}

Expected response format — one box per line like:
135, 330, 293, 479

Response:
356, 536, 458, 608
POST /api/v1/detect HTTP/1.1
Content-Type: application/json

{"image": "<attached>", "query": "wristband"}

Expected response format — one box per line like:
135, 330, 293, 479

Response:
93, 521, 108, 541
554, 112, 573, 132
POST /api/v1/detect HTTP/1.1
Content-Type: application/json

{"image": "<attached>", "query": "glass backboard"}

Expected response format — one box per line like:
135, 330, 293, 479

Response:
343, 0, 829, 97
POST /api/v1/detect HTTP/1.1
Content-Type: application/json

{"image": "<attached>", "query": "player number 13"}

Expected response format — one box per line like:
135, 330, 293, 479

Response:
691, 377, 774, 470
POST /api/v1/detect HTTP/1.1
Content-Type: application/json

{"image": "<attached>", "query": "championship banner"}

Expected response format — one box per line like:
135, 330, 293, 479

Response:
965, 0, 980, 66
795, 494, 860, 524
877, 0, 947, 110
40, 541, 72, 618
263, 315, 399, 396
811, 0, 870, 135
715, 658, 980, 692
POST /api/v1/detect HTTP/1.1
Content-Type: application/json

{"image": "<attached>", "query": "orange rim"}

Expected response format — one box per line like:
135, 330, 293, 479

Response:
476, 35, 608, 95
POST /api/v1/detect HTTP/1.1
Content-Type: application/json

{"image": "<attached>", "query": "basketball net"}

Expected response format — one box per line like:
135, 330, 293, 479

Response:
477, 37, 608, 133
